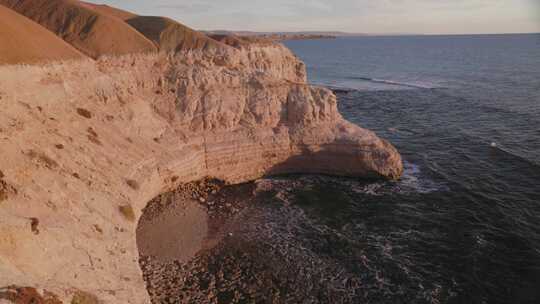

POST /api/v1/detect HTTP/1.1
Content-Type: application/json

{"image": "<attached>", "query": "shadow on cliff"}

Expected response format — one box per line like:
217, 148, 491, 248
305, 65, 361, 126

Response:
262, 143, 398, 182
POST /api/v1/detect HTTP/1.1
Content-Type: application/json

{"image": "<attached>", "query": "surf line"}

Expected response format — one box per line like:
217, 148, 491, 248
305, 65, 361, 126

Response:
349, 76, 435, 89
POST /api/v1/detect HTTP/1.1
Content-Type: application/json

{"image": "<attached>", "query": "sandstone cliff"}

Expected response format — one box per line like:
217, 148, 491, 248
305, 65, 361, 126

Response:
0, 1, 403, 300
0, 40, 402, 302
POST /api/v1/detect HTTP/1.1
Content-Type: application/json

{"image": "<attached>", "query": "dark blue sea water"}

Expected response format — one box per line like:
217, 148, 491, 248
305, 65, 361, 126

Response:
275, 34, 540, 303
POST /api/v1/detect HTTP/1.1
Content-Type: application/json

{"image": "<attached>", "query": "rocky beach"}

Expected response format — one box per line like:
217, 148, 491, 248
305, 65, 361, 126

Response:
0, 1, 401, 303
2, 1, 538, 303
137, 177, 384, 304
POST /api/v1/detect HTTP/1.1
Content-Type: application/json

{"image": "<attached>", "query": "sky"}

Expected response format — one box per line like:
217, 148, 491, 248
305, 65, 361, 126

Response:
85, 0, 540, 34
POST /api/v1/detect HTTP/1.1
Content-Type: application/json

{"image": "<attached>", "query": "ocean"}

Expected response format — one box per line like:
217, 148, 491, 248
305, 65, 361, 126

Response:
276, 34, 540, 303
141, 34, 540, 303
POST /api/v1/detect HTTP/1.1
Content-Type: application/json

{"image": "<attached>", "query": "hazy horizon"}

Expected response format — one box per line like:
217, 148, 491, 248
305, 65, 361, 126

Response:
85, 0, 540, 35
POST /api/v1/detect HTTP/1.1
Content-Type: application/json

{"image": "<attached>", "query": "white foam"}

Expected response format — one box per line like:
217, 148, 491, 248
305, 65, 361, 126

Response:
352, 161, 446, 196
396, 161, 445, 194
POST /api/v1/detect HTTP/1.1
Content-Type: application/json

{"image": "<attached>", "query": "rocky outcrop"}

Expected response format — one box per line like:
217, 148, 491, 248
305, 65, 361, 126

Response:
0, 40, 402, 303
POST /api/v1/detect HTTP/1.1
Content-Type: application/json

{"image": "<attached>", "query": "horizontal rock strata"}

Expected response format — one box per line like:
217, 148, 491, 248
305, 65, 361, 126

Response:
0, 43, 402, 303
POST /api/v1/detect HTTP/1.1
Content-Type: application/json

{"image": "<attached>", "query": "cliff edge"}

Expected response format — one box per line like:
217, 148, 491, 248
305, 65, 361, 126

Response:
0, 3, 402, 304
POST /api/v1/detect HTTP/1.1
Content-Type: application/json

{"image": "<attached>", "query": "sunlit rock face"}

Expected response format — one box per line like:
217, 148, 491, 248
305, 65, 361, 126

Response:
0, 42, 402, 303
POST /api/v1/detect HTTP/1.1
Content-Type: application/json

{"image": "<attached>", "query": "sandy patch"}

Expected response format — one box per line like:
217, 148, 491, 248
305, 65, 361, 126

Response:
137, 198, 208, 263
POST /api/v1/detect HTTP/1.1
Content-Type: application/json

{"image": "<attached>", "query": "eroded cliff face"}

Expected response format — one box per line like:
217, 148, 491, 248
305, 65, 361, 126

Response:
0, 43, 402, 303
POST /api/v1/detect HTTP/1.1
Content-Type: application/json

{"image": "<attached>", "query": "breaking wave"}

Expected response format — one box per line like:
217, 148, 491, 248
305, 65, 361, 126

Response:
346, 76, 442, 89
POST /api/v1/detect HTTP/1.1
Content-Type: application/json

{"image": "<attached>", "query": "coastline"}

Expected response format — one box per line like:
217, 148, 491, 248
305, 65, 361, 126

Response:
0, 1, 402, 302
0, 48, 401, 303
1, 1, 539, 303
138, 176, 379, 303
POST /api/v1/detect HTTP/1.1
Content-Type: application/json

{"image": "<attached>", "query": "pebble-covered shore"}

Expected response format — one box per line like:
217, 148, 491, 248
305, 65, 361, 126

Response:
137, 177, 383, 304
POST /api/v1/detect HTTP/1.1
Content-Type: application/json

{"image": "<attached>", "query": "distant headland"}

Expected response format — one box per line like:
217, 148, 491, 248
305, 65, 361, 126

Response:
204, 30, 368, 41
203, 30, 425, 40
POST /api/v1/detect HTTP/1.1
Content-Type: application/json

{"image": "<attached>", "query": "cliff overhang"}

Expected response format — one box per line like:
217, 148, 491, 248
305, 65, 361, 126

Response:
0, 43, 402, 303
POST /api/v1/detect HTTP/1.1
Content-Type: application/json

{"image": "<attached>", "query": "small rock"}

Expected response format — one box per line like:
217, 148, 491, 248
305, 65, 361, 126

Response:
125, 179, 140, 190
30, 218, 40, 235
76, 108, 92, 119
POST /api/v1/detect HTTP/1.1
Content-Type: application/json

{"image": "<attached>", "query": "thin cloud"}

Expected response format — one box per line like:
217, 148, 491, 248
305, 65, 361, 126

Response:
155, 3, 214, 14
85, 0, 540, 34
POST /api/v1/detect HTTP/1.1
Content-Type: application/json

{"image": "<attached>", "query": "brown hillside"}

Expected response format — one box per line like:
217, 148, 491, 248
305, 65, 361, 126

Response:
0, 5, 85, 65
79, 1, 136, 21
77, 2, 225, 52
125, 16, 227, 52
0, 0, 157, 59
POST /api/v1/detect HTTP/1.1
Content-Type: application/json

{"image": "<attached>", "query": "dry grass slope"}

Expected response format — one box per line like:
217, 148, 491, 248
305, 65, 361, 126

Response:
208, 34, 274, 49
207, 34, 249, 49
0, 0, 260, 63
126, 16, 227, 52
0, 5, 84, 65
0, 0, 157, 59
